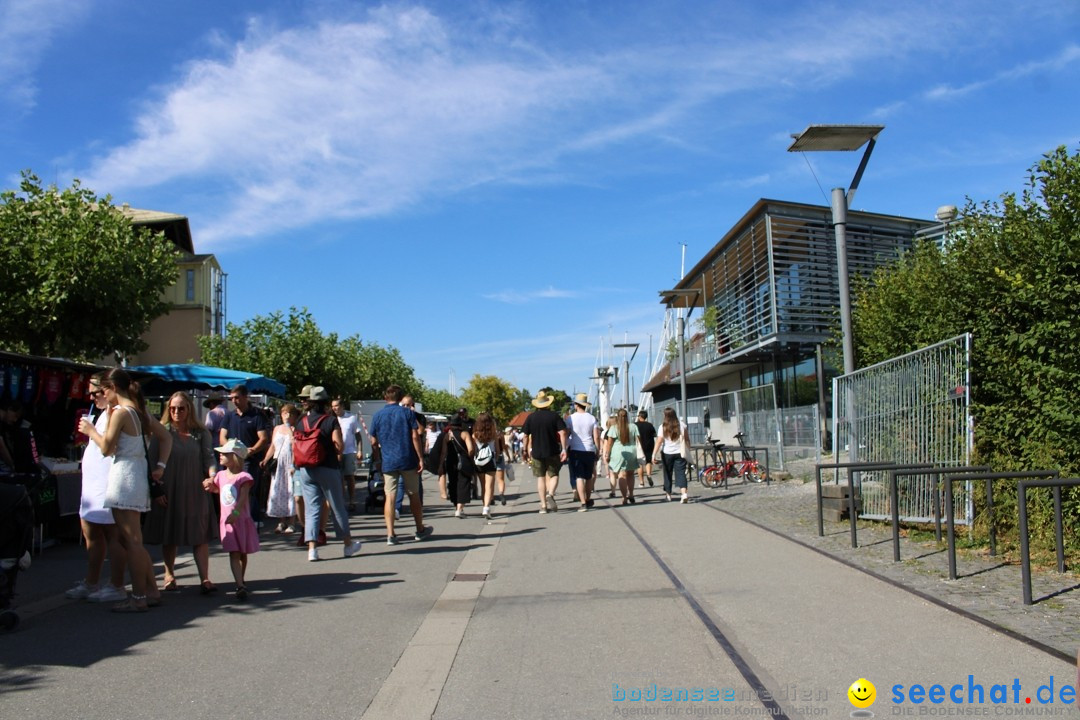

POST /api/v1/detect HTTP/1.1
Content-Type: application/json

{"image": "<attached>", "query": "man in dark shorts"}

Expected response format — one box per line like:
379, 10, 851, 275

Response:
567, 393, 600, 511
635, 410, 657, 488
522, 390, 567, 514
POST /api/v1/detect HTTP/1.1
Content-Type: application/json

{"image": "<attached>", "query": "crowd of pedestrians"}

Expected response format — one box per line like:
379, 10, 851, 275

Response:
65, 376, 693, 611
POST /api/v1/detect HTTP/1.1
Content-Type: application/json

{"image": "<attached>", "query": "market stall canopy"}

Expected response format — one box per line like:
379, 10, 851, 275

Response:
128, 364, 287, 397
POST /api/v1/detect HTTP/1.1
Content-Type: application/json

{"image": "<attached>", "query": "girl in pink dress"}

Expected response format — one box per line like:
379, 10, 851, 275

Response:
203, 439, 259, 600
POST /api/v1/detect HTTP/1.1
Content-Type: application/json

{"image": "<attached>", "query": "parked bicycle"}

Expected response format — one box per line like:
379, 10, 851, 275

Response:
699, 432, 765, 487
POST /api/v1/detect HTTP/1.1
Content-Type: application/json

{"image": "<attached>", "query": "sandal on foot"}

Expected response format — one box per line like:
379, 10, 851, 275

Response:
162, 578, 179, 592
235, 586, 248, 601
112, 597, 148, 613
200, 580, 218, 595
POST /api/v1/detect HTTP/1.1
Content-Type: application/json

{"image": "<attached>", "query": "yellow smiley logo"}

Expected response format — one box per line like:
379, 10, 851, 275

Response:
848, 678, 876, 709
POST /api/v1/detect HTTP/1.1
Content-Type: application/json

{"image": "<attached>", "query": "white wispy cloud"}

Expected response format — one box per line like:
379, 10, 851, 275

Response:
0, 0, 91, 111
80, 2, 1004, 250
412, 300, 664, 391
924, 44, 1080, 102
483, 286, 577, 304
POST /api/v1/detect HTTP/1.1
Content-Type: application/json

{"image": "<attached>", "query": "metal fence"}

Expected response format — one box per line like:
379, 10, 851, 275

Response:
654, 385, 821, 471
778, 404, 821, 465
652, 386, 820, 470
832, 333, 973, 524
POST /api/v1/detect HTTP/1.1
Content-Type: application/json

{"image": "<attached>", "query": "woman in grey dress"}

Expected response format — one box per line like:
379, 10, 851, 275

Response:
144, 391, 218, 593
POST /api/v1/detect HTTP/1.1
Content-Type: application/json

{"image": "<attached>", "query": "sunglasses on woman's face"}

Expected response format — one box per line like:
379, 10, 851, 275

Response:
169, 406, 188, 413
89, 388, 104, 397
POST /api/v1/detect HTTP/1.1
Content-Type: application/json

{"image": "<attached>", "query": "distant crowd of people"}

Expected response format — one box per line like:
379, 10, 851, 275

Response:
66, 371, 694, 610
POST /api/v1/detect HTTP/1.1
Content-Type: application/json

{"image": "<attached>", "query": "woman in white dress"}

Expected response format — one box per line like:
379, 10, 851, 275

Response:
65, 372, 128, 603
262, 404, 299, 533
80, 368, 172, 613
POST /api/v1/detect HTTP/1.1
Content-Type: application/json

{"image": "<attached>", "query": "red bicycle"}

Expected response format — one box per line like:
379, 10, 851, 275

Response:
699, 433, 765, 488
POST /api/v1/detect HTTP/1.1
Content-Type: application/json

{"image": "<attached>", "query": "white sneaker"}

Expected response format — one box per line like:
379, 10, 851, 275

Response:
546, 494, 557, 512
454, 508, 463, 518
87, 584, 128, 603
65, 580, 98, 600
394, 509, 400, 520
482, 507, 491, 519
308, 548, 320, 562
681, 493, 689, 504
344, 541, 362, 558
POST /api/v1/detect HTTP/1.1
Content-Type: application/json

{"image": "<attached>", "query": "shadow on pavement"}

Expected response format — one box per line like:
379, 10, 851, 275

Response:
0, 569, 397, 697
1034, 581, 1080, 604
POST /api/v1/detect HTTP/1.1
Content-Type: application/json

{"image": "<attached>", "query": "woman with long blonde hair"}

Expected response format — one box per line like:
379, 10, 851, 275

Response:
79, 368, 173, 612
602, 408, 642, 505
144, 391, 217, 593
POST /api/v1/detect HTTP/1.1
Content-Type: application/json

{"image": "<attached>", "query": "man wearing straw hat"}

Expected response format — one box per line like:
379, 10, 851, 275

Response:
522, 390, 568, 514
567, 392, 600, 512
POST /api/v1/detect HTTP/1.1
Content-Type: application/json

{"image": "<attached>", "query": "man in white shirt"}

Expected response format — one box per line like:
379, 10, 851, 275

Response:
332, 397, 362, 513
567, 393, 601, 511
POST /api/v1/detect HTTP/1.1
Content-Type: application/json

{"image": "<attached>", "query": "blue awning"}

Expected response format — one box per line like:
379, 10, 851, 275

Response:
129, 364, 287, 397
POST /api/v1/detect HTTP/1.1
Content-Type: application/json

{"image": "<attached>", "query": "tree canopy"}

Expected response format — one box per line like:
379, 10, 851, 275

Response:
459, 375, 522, 427
197, 307, 423, 400
851, 145, 1080, 553
0, 171, 180, 360
417, 388, 462, 416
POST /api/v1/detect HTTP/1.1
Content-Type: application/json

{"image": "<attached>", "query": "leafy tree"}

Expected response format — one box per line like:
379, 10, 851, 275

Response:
0, 171, 179, 360
197, 307, 422, 400
460, 374, 521, 427
418, 387, 461, 415
512, 387, 533, 414
851, 145, 1080, 557
539, 386, 572, 416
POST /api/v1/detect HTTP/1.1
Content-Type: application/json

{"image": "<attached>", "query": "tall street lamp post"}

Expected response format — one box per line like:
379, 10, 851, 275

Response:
787, 124, 884, 376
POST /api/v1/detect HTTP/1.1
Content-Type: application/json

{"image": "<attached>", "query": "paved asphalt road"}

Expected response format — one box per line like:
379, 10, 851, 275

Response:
2, 466, 1077, 719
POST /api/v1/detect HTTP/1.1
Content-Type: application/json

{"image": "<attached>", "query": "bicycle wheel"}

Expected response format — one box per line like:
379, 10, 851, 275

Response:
742, 462, 765, 483
699, 467, 718, 488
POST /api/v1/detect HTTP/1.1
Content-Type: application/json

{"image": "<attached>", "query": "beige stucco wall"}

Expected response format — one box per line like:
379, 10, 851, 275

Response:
129, 307, 208, 365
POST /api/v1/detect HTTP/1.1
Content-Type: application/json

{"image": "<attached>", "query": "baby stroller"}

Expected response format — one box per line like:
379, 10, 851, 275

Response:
0, 482, 34, 631
363, 452, 386, 514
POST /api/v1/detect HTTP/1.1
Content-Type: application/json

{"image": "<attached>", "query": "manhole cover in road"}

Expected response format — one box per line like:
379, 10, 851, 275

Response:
452, 573, 488, 582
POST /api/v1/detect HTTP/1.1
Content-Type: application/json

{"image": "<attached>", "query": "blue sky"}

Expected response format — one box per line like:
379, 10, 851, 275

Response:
3, 0, 1078, 398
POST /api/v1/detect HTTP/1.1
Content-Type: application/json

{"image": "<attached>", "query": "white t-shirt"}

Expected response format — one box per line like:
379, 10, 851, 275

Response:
336, 412, 360, 454
660, 422, 689, 455
425, 428, 440, 452
567, 411, 598, 452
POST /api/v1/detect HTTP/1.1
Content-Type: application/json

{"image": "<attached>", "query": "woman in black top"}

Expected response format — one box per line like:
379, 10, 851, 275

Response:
444, 416, 475, 518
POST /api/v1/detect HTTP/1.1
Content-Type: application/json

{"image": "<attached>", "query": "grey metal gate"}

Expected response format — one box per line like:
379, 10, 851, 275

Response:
832, 333, 973, 524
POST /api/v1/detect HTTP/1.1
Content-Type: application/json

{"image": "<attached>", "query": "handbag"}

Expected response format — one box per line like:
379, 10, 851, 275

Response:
450, 432, 476, 477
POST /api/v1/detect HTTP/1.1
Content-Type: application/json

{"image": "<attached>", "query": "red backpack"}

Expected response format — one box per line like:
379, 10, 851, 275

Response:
293, 414, 330, 468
